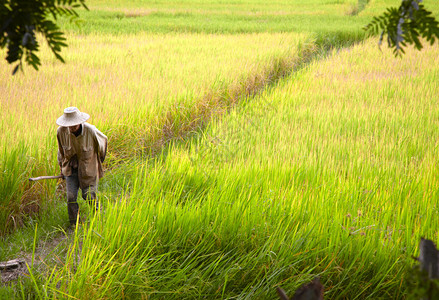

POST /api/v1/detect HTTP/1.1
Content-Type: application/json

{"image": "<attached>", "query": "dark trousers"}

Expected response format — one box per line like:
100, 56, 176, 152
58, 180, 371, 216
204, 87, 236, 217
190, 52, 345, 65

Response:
66, 168, 98, 225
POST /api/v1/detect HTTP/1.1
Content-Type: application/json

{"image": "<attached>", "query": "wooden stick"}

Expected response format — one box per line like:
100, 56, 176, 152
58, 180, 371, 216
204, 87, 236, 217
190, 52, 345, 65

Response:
29, 175, 63, 182
0, 259, 24, 270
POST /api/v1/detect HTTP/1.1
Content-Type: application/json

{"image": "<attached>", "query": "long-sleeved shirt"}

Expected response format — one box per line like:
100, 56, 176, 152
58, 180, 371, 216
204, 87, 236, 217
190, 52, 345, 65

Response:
57, 122, 107, 188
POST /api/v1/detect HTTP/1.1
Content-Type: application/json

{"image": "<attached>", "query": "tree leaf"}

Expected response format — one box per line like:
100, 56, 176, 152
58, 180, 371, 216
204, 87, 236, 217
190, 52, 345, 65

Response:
12, 64, 20, 75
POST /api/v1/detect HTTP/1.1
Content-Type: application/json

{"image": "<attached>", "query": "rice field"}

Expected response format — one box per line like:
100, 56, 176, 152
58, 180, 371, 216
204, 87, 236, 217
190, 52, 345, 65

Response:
0, 0, 373, 234
13, 39, 438, 300
0, 30, 311, 234
1, 0, 439, 298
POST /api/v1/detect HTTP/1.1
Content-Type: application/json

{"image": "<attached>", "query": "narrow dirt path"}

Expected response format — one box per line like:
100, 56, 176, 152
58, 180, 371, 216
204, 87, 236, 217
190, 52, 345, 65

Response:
1, 228, 74, 286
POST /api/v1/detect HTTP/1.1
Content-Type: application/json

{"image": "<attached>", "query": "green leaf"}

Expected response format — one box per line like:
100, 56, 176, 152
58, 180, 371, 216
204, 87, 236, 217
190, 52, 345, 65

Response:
54, 52, 65, 63
11, 63, 20, 75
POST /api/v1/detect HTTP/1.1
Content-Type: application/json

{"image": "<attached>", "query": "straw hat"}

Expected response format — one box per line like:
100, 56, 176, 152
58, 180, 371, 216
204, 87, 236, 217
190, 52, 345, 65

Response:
56, 107, 90, 127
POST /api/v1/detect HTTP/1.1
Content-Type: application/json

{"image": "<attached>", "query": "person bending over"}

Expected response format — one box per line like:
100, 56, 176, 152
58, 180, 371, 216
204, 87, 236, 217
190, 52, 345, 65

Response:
56, 107, 107, 226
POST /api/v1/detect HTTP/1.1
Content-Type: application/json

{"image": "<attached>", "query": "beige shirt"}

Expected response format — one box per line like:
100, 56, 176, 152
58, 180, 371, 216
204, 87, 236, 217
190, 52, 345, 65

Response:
57, 123, 107, 188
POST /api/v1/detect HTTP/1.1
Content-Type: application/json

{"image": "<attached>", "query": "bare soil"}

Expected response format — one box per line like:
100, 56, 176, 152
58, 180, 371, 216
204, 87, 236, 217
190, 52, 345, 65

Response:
1, 229, 74, 286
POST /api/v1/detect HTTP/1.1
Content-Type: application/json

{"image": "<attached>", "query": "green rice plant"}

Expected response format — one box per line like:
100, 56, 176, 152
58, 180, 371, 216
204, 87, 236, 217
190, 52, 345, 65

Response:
0, 31, 310, 233
35, 38, 439, 299
2, 0, 420, 235
2, 0, 438, 298
54, 0, 382, 50
0, 145, 27, 233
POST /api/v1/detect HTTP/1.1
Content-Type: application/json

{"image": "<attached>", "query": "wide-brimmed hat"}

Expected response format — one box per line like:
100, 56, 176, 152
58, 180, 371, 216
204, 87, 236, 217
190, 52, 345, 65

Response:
56, 107, 90, 127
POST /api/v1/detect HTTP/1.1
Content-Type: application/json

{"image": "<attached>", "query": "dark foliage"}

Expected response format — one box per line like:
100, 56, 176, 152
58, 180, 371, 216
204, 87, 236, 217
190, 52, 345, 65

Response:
364, 0, 439, 56
406, 238, 439, 300
0, 0, 87, 74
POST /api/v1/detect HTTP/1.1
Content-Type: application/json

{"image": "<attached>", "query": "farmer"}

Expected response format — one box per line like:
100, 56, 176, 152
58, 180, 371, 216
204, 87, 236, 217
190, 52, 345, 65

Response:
56, 107, 107, 226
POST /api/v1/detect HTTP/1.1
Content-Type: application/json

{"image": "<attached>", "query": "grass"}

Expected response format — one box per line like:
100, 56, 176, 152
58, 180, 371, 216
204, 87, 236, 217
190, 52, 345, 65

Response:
0, 31, 311, 234
2, 0, 383, 235
61, 0, 363, 33
1, 0, 439, 298
0, 0, 381, 234
8, 39, 439, 299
